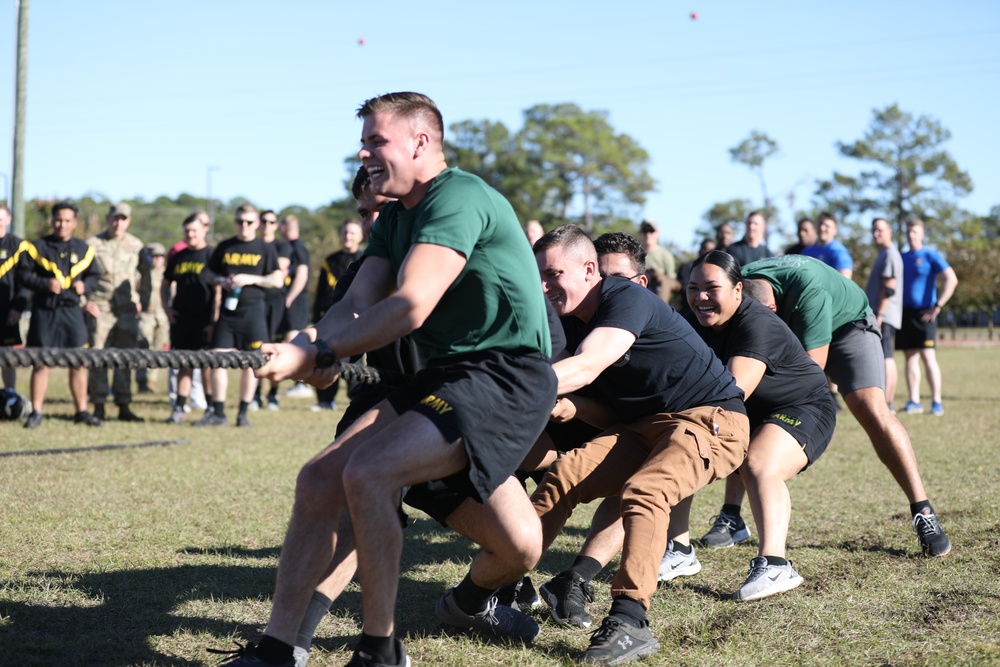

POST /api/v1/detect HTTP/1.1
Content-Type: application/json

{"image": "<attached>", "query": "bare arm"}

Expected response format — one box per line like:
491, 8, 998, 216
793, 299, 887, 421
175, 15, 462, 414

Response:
727, 355, 768, 399
551, 326, 637, 396
806, 343, 830, 371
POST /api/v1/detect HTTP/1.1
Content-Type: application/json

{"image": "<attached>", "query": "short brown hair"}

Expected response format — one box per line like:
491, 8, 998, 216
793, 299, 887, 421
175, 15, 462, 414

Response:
356, 92, 444, 142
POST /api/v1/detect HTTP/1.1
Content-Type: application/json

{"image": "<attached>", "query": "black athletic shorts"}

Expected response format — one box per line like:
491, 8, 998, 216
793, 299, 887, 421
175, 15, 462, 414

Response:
278, 298, 309, 337
896, 307, 937, 350
27, 307, 88, 348
545, 418, 604, 454
0, 319, 21, 347
170, 314, 213, 351
212, 303, 268, 351
879, 322, 897, 359
756, 390, 837, 469
385, 348, 557, 515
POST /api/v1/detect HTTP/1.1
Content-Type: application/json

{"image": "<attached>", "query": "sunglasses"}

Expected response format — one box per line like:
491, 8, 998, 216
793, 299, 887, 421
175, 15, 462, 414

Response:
236, 219, 257, 226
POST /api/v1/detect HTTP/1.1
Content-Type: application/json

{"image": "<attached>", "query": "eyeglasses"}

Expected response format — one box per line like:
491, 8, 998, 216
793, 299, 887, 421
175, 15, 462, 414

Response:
602, 272, 644, 281
263, 219, 278, 225
236, 219, 256, 226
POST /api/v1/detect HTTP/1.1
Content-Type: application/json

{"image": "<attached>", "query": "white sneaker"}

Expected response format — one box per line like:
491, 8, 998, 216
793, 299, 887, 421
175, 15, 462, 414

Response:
733, 556, 803, 601
658, 540, 702, 582
284, 382, 315, 399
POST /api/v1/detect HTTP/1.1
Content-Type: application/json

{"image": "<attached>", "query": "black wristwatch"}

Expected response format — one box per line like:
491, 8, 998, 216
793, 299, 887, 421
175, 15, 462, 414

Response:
313, 339, 338, 369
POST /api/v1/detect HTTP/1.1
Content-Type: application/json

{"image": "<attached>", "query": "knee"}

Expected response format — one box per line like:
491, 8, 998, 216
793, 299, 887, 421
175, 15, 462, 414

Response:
495, 516, 543, 572
294, 459, 342, 513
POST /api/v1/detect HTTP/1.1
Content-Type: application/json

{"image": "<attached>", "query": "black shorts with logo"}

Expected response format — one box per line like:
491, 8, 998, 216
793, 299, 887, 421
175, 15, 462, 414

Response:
212, 303, 268, 351
386, 348, 557, 522
171, 313, 213, 351
757, 390, 837, 470
896, 307, 937, 350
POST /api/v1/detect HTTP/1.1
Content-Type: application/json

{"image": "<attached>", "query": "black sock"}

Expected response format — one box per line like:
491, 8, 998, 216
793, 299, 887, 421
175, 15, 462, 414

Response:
358, 633, 396, 664
295, 591, 333, 651
213, 401, 225, 417
452, 572, 495, 615
609, 596, 647, 626
910, 500, 933, 516
255, 635, 294, 665
268, 388, 278, 400
721, 504, 743, 518
203, 393, 212, 406
238, 400, 250, 415
671, 541, 692, 555
764, 555, 788, 566
175, 395, 187, 409
569, 555, 603, 583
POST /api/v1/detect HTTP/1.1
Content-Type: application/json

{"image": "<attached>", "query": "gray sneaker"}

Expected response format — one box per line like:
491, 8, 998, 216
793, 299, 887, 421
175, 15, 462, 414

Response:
658, 541, 702, 582
165, 408, 187, 424
581, 616, 660, 665
435, 587, 539, 643
700, 511, 751, 548
193, 411, 227, 427
732, 556, 803, 601
913, 508, 951, 557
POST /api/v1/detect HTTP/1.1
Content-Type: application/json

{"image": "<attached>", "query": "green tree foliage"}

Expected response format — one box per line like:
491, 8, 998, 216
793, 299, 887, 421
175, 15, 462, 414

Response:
729, 130, 778, 219
813, 104, 973, 243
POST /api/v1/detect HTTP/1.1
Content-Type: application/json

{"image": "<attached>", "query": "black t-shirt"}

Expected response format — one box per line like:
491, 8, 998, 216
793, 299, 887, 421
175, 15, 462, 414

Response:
164, 245, 214, 316
561, 277, 744, 422
688, 298, 830, 425
264, 238, 293, 303
208, 236, 279, 308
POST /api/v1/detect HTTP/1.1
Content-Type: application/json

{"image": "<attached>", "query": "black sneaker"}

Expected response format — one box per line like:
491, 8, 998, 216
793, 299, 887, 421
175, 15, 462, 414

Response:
913, 508, 951, 557
435, 587, 540, 643
207, 641, 295, 667
118, 405, 145, 422
193, 411, 228, 427
23, 410, 42, 429
345, 637, 411, 666
93, 403, 106, 420
581, 616, 660, 665
539, 571, 595, 628
236, 413, 251, 427
496, 576, 540, 614
699, 512, 751, 548
74, 410, 105, 427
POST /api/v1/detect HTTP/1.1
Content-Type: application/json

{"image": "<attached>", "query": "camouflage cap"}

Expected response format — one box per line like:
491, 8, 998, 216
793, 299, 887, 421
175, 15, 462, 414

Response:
109, 202, 132, 218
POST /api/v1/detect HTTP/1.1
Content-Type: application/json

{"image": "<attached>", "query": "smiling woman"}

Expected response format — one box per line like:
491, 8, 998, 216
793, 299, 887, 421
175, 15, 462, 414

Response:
669, 249, 838, 602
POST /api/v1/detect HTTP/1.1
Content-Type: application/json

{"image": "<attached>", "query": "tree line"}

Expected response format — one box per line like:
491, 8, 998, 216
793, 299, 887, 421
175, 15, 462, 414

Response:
11, 103, 998, 318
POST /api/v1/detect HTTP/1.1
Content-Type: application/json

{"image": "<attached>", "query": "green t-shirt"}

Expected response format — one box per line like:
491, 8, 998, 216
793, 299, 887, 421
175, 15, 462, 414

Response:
365, 167, 550, 362
742, 254, 872, 351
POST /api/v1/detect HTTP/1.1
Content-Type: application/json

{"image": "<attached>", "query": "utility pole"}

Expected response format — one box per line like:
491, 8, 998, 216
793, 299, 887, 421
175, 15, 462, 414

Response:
11, 0, 30, 238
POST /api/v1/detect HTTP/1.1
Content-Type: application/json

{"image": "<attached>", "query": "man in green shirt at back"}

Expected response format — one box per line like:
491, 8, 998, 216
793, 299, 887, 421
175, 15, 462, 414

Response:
702, 255, 950, 560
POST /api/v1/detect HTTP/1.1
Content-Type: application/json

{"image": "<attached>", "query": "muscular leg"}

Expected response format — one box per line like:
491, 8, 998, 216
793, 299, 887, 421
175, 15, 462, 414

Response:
212, 367, 228, 408
263, 401, 401, 645
844, 386, 927, 503
740, 425, 808, 559
904, 349, 922, 404
177, 368, 193, 399
342, 411, 471, 638
920, 348, 943, 404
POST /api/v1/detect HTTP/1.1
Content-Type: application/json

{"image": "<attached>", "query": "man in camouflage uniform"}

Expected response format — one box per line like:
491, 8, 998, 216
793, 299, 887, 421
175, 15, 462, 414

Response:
137, 242, 170, 393
84, 202, 151, 422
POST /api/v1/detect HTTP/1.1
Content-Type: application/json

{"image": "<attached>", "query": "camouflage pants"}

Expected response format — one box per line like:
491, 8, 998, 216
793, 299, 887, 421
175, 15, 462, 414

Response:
87, 310, 140, 405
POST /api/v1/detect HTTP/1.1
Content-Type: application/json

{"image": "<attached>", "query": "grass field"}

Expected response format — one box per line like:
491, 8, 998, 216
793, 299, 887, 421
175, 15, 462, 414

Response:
2, 348, 999, 666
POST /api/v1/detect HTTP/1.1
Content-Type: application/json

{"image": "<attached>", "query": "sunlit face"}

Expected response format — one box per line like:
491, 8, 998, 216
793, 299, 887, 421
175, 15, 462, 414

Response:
356, 187, 393, 236
598, 252, 647, 287
871, 219, 892, 247
798, 220, 817, 246
260, 212, 279, 240
746, 214, 766, 244
235, 211, 259, 241
52, 208, 78, 241
537, 244, 597, 317
341, 222, 363, 253
0, 208, 10, 236
906, 223, 924, 250
359, 111, 420, 202
818, 219, 837, 244
183, 220, 209, 249
107, 214, 131, 239
687, 261, 742, 331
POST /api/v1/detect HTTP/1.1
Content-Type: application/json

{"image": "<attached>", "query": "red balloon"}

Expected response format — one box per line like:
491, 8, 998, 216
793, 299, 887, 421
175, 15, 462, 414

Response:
690, 11, 698, 19
358, 38, 365, 45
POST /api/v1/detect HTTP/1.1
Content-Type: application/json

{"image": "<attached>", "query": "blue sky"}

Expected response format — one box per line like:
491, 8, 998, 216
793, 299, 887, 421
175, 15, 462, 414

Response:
1, 0, 997, 248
